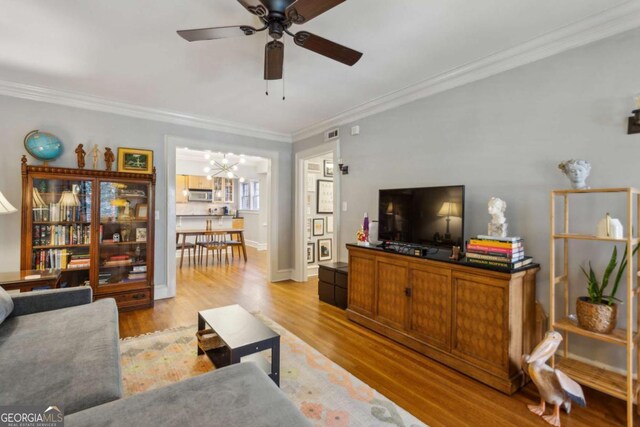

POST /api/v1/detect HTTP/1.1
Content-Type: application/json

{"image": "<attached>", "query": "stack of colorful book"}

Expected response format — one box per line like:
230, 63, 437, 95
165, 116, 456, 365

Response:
466, 235, 533, 270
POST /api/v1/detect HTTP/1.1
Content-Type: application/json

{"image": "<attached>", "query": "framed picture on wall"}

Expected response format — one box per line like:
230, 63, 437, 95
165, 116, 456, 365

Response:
307, 162, 321, 174
117, 148, 154, 174
313, 218, 325, 236
316, 180, 333, 214
306, 174, 316, 192
306, 219, 311, 239
318, 238, 332, 261
327, 216, 334, 234
307, 242, 315, 264
324, 160, 334, 177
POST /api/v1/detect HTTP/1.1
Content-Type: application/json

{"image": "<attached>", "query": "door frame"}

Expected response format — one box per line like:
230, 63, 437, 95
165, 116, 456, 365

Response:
160, 135, 280, 300
293, 141, 340, 282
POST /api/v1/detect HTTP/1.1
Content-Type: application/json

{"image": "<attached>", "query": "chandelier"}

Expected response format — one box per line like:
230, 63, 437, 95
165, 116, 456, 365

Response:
203, 154, 246, 183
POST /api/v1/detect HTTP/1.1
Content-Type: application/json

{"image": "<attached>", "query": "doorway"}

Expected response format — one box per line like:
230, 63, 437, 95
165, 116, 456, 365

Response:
162, 135, 280, 300
294, 142, 340, 282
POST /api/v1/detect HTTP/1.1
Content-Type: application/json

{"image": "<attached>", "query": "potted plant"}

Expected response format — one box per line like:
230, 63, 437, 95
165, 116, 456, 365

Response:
578, 245, 638, 334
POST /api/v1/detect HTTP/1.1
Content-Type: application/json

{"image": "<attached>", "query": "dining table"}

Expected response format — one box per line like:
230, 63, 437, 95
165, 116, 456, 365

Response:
176, 228, 247, 268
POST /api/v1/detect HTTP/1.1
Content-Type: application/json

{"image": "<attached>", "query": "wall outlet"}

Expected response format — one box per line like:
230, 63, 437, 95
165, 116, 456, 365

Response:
342, 201, 348, 211
155, 210, 160, 220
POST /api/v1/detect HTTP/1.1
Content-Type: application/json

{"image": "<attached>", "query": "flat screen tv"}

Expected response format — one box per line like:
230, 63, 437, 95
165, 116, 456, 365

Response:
378, 185, 465, 247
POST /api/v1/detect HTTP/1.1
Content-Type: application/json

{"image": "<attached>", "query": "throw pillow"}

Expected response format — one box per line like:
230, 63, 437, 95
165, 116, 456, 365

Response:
0, 286, 14, 324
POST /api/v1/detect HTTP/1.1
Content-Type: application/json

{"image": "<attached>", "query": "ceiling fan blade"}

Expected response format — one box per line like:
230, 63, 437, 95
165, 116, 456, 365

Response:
177, 25, 257, 42
264, 40, 284, 80
286, 0, 346, 24
237, 0, 268, 16
293, 31, 362, 66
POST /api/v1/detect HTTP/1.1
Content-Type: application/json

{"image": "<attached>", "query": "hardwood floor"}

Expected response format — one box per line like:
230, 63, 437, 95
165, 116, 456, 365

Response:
120, 247, 637, 426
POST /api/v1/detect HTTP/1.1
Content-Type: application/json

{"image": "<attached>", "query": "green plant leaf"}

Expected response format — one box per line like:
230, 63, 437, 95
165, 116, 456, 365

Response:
600, 246, 618, 297
609, 244, 638, 306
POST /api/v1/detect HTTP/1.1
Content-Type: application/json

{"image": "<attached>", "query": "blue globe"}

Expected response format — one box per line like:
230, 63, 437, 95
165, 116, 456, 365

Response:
24, 130, 63, 162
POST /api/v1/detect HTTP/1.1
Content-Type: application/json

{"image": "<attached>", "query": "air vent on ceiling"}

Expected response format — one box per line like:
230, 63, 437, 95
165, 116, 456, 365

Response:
325, 128, 339, 142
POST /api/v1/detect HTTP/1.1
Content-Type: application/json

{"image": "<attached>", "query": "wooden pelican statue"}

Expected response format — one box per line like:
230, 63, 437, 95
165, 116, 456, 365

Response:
522, 331, 586, 427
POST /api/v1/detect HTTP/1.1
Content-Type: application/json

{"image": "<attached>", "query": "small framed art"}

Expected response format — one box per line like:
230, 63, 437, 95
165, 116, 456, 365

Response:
324, 160, 334, 177
313, 218, 325, 236
118, 148, 154, 174
136, 203, 148, 219
307, 242, 315, 264
318, 238, 332, 261
136, 228, 147, 242
316, 180, 333, 214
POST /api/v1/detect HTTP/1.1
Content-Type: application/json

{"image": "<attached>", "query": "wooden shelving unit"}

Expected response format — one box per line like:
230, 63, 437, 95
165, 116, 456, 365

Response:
550, 188, 639, 426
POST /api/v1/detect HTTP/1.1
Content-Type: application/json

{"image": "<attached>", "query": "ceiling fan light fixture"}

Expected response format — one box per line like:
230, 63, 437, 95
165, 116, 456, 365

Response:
176, 0, 362, 88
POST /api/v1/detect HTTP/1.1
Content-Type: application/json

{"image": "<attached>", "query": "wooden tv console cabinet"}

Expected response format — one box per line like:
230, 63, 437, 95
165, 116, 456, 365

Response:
346, 244, 539, 394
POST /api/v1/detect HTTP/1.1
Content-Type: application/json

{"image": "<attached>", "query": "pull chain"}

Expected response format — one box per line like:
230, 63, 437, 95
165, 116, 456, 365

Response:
282, 36, 286, 100
265, 32, 269, 96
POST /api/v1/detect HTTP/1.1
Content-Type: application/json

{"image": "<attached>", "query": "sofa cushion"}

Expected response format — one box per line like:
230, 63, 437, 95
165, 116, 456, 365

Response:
0, 287, 13, 324
0, 298, 121, 414
66, 362, 311, 427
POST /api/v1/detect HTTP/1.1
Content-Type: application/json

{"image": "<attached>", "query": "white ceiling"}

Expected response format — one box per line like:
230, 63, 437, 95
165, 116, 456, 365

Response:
0, 0, 634, 140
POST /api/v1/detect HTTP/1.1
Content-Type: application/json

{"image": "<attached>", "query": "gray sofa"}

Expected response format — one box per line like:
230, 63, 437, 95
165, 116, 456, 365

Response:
0, 287, 310, 426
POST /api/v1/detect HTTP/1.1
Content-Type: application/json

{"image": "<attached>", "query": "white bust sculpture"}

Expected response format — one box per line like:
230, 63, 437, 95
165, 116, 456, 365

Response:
488, 197, 508, 237
558, 159, 591, 190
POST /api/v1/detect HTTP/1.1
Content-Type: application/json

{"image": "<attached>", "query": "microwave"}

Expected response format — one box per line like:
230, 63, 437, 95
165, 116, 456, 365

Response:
188, 190, 212, 202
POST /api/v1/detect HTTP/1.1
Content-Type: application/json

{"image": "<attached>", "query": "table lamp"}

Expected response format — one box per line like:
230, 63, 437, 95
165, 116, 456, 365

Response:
0, 191, 17, 215
438, 201, 461, 240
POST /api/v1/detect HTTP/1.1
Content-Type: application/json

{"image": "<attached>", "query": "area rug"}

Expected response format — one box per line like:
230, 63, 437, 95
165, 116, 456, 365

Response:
121, 314, 426, 427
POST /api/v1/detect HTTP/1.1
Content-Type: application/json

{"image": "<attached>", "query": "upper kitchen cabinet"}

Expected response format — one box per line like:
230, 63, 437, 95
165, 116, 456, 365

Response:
188, 175, 210, 190
176, 175, 189, 203
213, 178, 234, 203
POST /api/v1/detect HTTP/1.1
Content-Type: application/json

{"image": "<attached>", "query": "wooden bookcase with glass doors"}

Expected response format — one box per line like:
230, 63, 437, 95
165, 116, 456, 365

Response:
19, 156, 155, 311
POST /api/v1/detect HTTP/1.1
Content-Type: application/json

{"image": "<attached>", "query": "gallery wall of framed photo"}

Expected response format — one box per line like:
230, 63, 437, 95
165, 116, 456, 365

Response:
304, 153, 334, 274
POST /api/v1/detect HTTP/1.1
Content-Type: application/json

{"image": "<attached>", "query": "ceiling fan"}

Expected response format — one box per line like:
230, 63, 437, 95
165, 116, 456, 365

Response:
177, 0, 363, 81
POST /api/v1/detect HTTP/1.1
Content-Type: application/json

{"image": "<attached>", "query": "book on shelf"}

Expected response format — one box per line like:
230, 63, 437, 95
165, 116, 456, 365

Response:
33, 224, 90, 247
466, 252, 525, 262
475, 235, 522, 242
468, 238, 523, 249
131, 265, 147, 273
466, 244, 523, 256
466, 256, 533, 270
31, 249, 90, 270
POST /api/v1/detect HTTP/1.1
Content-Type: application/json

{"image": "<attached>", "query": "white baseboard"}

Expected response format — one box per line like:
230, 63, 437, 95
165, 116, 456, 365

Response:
307, 265, 319, 277
564, 351, 636, 380
272, 269, 293, 282
245, 239, 268, 251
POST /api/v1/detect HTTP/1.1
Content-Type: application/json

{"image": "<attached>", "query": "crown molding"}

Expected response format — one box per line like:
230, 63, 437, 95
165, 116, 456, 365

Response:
0, 80, 292, 143
292, 2, 640, 142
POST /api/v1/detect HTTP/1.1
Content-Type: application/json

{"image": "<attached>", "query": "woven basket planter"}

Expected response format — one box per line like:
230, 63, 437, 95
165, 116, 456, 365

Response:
576, 297, 618, 334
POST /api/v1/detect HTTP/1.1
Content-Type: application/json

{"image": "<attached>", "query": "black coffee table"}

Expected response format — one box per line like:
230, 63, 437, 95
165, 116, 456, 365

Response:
197, 304, 280, 386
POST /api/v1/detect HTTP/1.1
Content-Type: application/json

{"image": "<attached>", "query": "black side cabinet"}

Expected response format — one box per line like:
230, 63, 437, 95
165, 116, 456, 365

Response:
318, 262, 348, 309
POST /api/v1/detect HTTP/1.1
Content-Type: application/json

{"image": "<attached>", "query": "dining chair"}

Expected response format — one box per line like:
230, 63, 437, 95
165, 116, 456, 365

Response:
198, 232, 230, 266
176, 233, 196, 267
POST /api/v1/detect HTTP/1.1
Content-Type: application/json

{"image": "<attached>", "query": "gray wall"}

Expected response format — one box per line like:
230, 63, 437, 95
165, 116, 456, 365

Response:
294, 28, 640, 368
0, 96, 293, 286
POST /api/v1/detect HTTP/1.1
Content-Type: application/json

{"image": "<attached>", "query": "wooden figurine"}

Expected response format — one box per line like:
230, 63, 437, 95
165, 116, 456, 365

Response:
522, 331, 586, 426
104, 147, 115, 171
91, 144, 101, 169
75, 144, 86, 169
